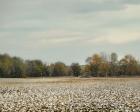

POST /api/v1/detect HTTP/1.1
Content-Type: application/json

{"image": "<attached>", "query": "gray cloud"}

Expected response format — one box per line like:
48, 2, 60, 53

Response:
1, 0, 140, 18
1, 0, 140, 25
0, 0, 140, 64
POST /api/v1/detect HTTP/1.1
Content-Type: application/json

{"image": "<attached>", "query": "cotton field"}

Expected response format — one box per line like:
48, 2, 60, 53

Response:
0, 78, 140, 112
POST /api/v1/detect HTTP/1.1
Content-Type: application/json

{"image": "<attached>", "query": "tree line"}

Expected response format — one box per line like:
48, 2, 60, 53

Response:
0, 53, 140, 78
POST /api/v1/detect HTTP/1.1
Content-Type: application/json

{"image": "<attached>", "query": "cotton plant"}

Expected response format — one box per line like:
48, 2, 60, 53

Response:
0, 79, 140, 111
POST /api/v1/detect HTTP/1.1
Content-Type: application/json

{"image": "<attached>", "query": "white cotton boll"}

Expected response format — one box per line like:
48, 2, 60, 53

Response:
0, 79, 140, 111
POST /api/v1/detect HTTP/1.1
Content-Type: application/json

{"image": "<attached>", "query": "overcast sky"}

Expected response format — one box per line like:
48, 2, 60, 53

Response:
0, 0, 140, 64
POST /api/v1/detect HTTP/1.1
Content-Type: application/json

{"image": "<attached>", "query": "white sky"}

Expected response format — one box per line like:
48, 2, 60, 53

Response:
0, 0, 140, 64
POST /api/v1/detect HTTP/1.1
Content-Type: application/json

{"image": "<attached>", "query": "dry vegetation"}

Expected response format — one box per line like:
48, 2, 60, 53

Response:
0, 78, 140, 112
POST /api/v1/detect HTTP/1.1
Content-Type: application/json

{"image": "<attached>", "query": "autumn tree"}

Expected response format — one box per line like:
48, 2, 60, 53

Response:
119, 55, 138, 76
11, 57, 26, 78
71, 63, 81, 77
99, 53, 110, 77
0, 54, 13, 77
86, 54, 103, 77
52, 62, 68, 76
26, 60, 45, 77
0, 52, 140, 78
109, 52, 118, 76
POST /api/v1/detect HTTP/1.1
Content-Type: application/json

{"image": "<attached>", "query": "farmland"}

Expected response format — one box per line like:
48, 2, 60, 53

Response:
0, 78, 140, 111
